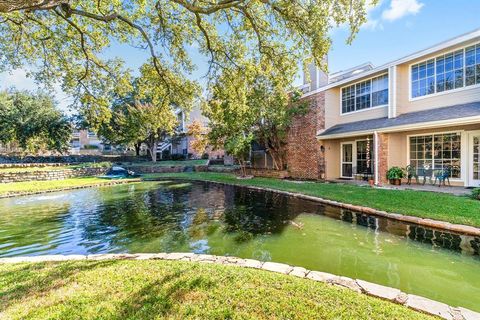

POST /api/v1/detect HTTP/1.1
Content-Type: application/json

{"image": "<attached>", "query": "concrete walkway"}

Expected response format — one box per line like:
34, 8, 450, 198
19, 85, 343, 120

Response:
332, 179, 471, 196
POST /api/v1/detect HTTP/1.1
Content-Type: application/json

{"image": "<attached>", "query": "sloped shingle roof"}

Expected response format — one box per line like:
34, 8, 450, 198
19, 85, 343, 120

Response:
319, 101, 480, 137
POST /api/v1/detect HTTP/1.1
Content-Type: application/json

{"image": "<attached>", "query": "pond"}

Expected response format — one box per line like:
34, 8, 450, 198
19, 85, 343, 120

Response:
0, 180, 479, 311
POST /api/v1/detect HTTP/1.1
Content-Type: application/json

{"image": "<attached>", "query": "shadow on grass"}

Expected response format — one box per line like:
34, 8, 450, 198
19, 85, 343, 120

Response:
0, 260, 119, 311
112, 268, 217, 319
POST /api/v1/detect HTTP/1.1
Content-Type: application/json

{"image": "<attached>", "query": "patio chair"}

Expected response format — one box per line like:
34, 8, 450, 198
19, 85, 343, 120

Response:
433, 166, 452, 187
417, 166, 434, 185
405, 165, 419, 185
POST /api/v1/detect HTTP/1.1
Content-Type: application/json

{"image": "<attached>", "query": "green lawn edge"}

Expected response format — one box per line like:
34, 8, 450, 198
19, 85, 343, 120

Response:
0, 259, 434, 320
143, 172, 480, 228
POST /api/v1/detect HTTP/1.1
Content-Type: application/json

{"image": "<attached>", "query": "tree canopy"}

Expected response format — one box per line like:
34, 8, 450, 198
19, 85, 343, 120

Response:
87, 63, 199, 161
0, 89, 71, 153
0, 0, 371, 116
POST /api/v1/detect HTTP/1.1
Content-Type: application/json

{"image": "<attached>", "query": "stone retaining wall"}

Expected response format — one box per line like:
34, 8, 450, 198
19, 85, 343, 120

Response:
0, 163, 68, 169
245, 168, 290, 179
0, 167, 108, 183
0, 253, 477, 320
0, 155, 147, 164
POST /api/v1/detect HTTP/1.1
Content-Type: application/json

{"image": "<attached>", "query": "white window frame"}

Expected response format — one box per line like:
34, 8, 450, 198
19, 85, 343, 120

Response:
406, 130, 466, 182
339, 73, 389, 116
408, 41, 480, 102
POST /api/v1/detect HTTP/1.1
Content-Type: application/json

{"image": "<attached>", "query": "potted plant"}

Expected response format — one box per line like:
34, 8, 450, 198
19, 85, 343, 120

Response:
386, 167, 405, 185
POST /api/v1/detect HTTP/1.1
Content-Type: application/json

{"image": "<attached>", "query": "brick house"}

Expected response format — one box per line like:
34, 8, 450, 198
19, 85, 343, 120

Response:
290, 28, 480, 187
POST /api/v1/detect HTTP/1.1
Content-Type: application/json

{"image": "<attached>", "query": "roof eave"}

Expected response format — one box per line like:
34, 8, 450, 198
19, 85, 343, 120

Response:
317, 115, 480, 140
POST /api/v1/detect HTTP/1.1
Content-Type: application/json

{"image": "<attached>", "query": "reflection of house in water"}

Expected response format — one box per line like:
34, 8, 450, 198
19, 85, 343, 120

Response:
337, 208, 479, 256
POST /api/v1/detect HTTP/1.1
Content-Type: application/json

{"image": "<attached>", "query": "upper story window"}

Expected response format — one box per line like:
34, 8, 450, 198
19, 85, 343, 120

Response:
341, 74, 388, 114
411, 43, 480, 99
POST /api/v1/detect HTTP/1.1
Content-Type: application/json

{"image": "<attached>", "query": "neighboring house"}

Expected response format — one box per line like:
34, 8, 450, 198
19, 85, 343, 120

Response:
158, 106, 225, 160
70, 129, 110, 154
289, 28, 480, 187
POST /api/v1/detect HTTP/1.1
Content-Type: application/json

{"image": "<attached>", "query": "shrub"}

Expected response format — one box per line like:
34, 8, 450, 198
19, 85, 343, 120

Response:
471, 188, 480, 200
83, 145, 99, 150
201, 153, 209, 160
386, 166, 405, 180
171, 154, 186, 161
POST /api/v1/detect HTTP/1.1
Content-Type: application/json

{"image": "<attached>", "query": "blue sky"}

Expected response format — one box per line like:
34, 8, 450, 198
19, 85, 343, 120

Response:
0, 0, 479, 112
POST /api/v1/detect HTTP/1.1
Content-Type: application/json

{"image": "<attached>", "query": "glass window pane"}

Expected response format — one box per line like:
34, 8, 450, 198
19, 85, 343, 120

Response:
445, 71, 454, 90
445, 53, 454, 71
455, 69, 464, 88
466, 46, 475, 66
454, 50, 463, 69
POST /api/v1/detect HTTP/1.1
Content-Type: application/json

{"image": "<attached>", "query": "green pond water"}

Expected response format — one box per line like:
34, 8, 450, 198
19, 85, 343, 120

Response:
0, 180, 479, 311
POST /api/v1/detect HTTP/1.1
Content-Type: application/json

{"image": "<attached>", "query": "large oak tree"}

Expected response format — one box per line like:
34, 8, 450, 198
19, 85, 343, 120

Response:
0, 1, 371, 112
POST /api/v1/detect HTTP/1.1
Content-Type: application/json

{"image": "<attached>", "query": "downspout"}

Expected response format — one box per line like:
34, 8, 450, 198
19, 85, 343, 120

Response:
374, 131, 379, 186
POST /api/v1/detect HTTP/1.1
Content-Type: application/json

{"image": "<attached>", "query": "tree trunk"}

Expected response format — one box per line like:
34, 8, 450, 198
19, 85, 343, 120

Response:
134, 142, 141, 156
0, 0, 67, 12
148, 143, 157, 162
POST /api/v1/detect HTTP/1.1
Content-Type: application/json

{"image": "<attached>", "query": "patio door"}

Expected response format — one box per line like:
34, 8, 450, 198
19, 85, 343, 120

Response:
341, 143, 354, 178
468, 131, 480, 187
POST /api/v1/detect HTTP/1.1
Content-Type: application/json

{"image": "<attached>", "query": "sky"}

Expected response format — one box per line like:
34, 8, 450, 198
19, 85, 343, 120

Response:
0, 0, 479, 113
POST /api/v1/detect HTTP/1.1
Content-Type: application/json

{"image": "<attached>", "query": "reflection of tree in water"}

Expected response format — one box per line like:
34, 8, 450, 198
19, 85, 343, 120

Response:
80, 182, 195, 252
222, 187, 322, 241
0, 198, 71, 256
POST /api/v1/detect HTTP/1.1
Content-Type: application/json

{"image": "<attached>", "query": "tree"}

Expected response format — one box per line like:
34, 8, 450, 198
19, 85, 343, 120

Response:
249, 78, 308, 170
0, 89, 71, 154
84, 63, 199, 161
187, 120, 209, 158
204, 56, 307, 173
0, 1, 371, 115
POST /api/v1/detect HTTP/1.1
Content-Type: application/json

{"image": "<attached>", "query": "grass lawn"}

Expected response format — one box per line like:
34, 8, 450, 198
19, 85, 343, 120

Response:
0, 177, 138, 196
143, 172, 480, 228
0, 259, 433, 320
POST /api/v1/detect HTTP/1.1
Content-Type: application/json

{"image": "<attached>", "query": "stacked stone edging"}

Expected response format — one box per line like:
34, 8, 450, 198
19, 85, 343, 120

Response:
0, 155, 147, 164
0, 253, 477, 320
0, 163, 68, 169
0, 167, 108, 183
0, 179, 140, 199
245, 168, 290, 179
155, 177, 480, 237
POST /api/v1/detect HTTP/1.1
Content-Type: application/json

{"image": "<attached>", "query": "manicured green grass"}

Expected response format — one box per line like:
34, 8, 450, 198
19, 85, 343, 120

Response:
0, 260, 433, 320
0, 177, 138, 196
144, 172, 480, 228
122, 159, 208, 167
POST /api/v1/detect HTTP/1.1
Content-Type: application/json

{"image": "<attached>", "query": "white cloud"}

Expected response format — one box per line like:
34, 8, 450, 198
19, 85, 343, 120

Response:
0, 69, 36, 90
382, 0, 424, 21
0, 69, 73, 113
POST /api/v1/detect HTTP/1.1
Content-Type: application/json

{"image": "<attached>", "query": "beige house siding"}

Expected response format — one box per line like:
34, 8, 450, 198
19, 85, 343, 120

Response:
323, 124, 480, 186
395, 37, 480, 115
324, 86, 388, 130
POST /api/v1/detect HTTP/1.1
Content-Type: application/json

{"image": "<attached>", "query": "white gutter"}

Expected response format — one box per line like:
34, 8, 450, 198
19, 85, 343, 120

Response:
374, 131, 379, 186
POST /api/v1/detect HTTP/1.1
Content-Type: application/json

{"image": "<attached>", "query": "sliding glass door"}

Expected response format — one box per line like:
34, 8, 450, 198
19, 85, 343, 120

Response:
341, 143, 353, 178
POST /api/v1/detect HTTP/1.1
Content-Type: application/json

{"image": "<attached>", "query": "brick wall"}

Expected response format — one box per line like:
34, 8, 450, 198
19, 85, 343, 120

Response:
376, 133, 390, 185
286, 92, 325, 180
